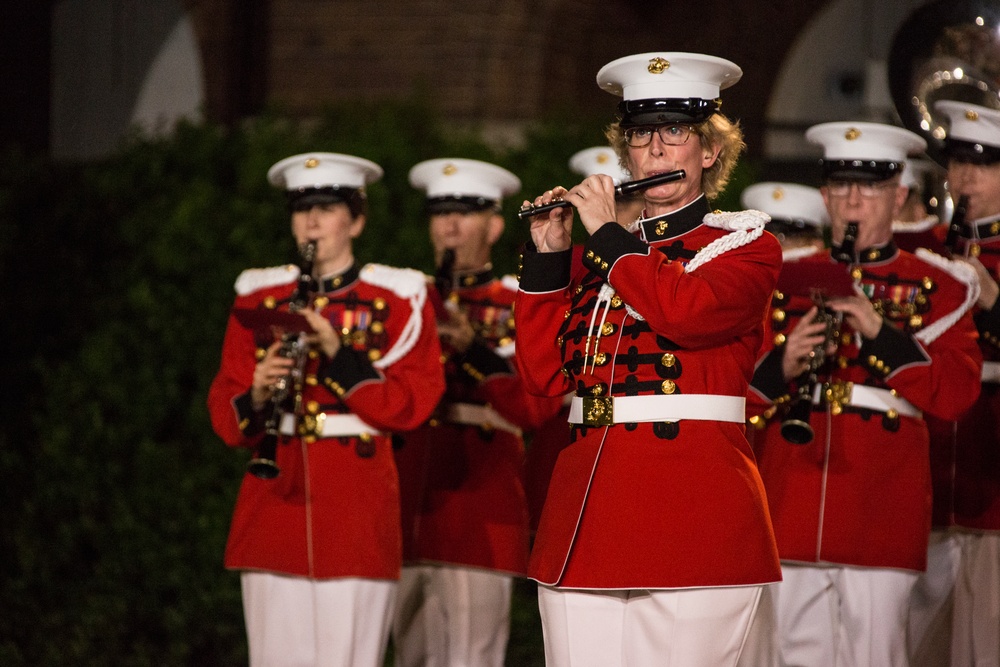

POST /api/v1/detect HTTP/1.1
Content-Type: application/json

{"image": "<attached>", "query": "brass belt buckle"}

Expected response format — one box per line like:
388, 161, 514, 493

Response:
298, 412, 327, 441
824, 380, 853, 416
581, 396, 614, 426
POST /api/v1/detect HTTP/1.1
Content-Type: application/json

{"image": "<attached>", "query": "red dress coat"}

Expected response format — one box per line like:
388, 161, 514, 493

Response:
207, 262, 445, 579
394, 270, 563, 575
937, 217, 1000, 532
749, 242, 982, 571
514, 196, 784, 589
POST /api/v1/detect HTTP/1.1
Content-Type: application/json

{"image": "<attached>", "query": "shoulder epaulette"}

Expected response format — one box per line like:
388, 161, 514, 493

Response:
782, 246, 822, 262
359, 263, 427, 299
234, 264, 299, 296
703, 209, 770, 232
913, 248, 980, 345
501, 274, 520, 292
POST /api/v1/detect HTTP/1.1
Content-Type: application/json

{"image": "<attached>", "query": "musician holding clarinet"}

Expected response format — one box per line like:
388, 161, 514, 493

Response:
514, 52, 783, 666
207, 152, 445, 667
390, 158, 562, 667
924, 101, 1000, 665
748, 122, 982, 667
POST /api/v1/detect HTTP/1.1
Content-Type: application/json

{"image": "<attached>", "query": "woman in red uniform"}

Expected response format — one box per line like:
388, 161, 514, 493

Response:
207, 152, 444, 667
515, 52, 783, 666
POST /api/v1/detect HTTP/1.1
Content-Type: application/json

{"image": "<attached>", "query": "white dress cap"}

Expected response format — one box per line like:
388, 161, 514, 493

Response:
805, 122, 926, 163
935, 101, 1000, 148
569, 146, 631, 185
409, 158, 520, 202
596, 52, 742, 102
741, 182, 829, 229
267, 152, 383, 191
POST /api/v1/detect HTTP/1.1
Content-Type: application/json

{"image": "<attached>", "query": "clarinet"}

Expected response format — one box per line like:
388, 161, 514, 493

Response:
945, 195, 970, 256
780, 295, 842, 444
247, 241, 317, 479
780, 223, 856, 444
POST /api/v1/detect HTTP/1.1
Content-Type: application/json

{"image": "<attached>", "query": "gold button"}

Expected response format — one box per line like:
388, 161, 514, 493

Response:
594, 352, 608, 365
601, 262, 608, 270
309, 349, 320, 359
313, 296, 329, 309
586, 250, 595, 259
305, 375, 318, 386
373, 298, 387, 310
359, 433, 373, 443
610, 295, 623, 308
866, 250, 879, 261
909, 315, 922, 328
661, 353, 676, 367
886, 409, 898, 420
564, 310, 571, 319
774, 333, 786, 346
370, 321, 384, 334
575, 285, 584, 294
557, 336, 564, 346
306, 400, 320, 414
851, 267, 863, 280
255, 348, 267, 361
971, 244, 982, 257
368, 349, 382, 361
868, 355, 878, 366
922, 277, 934, 291
661, 379, 676, 394
772, 309, 786, 323
773, 290, 784, 301
263, 296, 277, 309
601, 322, 615, 336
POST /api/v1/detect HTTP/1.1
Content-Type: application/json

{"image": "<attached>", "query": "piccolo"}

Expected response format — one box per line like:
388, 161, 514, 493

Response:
516, 169, 687, 221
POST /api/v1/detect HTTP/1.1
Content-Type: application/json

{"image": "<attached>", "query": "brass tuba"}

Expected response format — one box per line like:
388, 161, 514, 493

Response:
888, 0, 1000, 168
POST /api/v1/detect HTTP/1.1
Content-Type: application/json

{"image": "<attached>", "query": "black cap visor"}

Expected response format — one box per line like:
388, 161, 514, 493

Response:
425, 195, 498, 215
617, 98, 721, 127
821, 160, 904, 182
287, 186, 357, 212
944, 138, 1000, 165
766, 218, 823, 239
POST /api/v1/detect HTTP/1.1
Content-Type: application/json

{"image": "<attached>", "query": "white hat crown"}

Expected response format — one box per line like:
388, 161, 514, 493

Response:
596, 52, 742, 102
805, 122, 926, 163
409, 158, 520, 202
267, 152, 383, 191
741, 182, 829, 228
935, 100, 1000, 150
569, 146, 630, 185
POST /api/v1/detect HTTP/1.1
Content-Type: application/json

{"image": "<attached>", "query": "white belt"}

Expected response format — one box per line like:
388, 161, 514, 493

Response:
279, 411, 382, 438
983, 361, 1000, 384
811, 382, 922, 419
568, 394, 746, 427
444, 403, 522, 437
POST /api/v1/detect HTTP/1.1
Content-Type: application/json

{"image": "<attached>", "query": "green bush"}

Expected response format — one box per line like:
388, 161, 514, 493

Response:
0, 101, 756, 665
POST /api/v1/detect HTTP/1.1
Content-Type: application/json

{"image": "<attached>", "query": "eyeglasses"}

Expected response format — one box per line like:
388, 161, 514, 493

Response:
624, 124, 695, 148
825, 180, 897, 198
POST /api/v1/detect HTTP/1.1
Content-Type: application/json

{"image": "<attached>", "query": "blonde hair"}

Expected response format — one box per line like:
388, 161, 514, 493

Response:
605, 114, 745, 200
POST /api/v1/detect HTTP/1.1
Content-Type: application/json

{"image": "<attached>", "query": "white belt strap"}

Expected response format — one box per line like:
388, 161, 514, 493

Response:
568, 394, 746, 426
445, 402, 522, 437
811, 383, 922, 419
278, 411, 382, 438
983, 361, 1000, 384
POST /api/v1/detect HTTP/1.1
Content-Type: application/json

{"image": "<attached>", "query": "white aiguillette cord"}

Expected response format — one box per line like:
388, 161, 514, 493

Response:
584, 283, 616, 374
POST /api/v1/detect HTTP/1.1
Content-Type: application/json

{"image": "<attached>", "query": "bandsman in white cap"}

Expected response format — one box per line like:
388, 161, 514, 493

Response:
516, 52, 783, 666
747, 122, 982, 667
893, 157, 948, 255
927, 100, 1000, 667
207, 152, 445, 667
391, 158, 562, 667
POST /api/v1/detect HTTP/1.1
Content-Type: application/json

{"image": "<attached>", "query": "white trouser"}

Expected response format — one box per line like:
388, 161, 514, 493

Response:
241, 571, 396, 667
537, 584, 763, 667
908, 530, 962, 667
952, 532, 1000, 666
392, 564, 512, 667
776, 563, 918, 667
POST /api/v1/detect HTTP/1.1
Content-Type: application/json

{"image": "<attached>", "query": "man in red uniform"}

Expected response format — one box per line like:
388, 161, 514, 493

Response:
207, 152, 445, 667
391, 158, 562, 667
932, 100, 1000, 666
748, 122, 982, 667
517, 52, 783, 666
